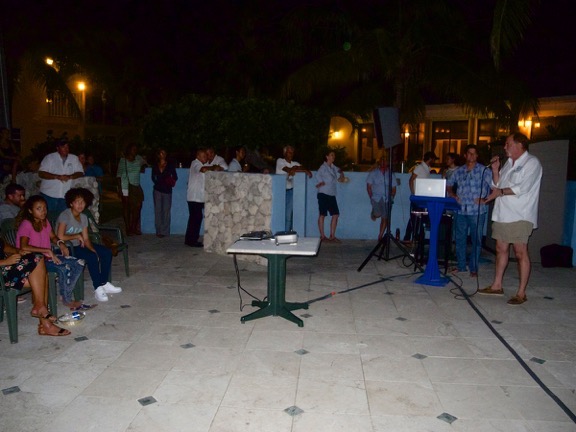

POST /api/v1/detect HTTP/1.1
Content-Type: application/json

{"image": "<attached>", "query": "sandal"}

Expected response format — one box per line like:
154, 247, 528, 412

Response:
478, 287, 504, 296
38, 323, 71, 337
507, 295, 527, 305
30, 310, 58, 322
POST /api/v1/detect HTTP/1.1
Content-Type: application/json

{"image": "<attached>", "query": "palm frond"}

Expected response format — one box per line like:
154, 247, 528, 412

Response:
491, 0, 539, 70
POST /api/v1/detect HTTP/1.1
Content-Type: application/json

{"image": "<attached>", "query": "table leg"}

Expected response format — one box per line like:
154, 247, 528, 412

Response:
240, 254, 308, 327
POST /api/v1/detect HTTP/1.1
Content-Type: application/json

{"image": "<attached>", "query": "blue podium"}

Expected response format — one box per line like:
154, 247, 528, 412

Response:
410, 196, 460, 286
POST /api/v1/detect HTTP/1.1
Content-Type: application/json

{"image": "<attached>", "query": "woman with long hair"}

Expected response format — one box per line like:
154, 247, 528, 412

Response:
116, 143, 147, 236
151, 148, 177, 237
15, 195, 85, 310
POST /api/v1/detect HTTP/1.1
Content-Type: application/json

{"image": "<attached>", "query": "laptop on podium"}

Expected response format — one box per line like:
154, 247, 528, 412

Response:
414, 178, 446, 198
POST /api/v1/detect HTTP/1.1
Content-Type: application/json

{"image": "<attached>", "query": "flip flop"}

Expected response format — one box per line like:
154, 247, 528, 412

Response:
38, 323, 71, 337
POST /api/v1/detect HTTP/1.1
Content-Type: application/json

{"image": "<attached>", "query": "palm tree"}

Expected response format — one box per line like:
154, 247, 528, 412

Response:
280, 0, 540, 130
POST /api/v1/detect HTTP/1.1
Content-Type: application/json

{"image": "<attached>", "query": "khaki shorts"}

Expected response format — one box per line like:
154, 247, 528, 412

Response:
491, 221, 533, 244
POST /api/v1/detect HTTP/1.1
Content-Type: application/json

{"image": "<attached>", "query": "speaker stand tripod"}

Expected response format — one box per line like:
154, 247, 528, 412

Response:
357, 145, 421, 273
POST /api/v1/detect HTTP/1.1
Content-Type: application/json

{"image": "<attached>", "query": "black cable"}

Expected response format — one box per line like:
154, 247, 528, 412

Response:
232, 254, 266, 311
450, 278, 576, 424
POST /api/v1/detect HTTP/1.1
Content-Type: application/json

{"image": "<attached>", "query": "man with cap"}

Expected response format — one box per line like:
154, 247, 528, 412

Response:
403, 151, 438, 242
38, 141, 84, 213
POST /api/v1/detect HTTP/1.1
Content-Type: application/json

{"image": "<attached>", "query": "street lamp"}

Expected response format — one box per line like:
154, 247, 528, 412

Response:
77, 81, 87, 138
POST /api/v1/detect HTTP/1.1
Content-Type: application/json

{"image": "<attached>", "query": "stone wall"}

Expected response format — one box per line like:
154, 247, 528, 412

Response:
204, 172, 272, 263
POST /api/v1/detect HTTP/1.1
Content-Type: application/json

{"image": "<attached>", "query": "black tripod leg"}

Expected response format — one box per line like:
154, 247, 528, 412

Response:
357, 237, 388, 272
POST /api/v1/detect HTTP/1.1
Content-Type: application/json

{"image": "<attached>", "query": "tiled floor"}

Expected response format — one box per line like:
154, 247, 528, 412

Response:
1, 235, 576, 431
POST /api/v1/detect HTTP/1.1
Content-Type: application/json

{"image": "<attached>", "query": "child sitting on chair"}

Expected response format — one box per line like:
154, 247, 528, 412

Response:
55, 188, 122, 303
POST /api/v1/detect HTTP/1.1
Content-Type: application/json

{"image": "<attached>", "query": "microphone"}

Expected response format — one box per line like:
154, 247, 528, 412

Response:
490, 153, 507, 165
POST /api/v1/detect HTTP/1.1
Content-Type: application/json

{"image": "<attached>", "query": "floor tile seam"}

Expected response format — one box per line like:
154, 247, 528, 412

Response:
429, 381, 545, 389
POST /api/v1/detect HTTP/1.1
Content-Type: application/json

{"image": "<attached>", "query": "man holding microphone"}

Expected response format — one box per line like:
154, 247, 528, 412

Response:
479, 133, 542, 305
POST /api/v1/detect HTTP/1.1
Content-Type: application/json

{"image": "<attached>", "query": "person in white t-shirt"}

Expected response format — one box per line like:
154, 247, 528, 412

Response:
206, 147, 228, 171
38, 141, 84, 213
275, 145, 312, 231
403, 151, 438, 242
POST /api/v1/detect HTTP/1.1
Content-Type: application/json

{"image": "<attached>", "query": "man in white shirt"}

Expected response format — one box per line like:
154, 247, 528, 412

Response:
185, 148, 210, 247
276, 145, 312, 231
38, 141, 84, 213
479, 133, 542, 305
403, 151, 437, 242
206, 147, 228, 171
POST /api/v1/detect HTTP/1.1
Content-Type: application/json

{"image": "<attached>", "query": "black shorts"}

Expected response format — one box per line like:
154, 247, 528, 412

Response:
318, 193, 339, 216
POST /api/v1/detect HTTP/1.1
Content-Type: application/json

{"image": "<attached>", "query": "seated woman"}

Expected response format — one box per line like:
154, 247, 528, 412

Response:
0, 239, 70, 336
16, 195, 85, 310
56, 188, 122, 303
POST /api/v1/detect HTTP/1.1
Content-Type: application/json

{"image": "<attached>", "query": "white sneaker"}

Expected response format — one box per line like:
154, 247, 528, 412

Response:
102, 282, 122, 294
95, 286, 109, 302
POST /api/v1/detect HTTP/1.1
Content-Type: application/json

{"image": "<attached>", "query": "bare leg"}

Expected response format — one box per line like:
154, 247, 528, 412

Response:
318, 215, 327, 240
489, 239, 509, 292
512, 242, 530, 298
378, 217, 388, 241
27, 259, 70, 335
28, 259, 49, 317
329, 215, 339, 238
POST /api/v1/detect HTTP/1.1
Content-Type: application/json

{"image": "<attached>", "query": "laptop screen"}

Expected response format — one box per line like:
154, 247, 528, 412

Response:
414, 178, 446, 198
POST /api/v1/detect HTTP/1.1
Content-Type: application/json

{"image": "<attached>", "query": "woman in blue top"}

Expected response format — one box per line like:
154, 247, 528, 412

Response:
315, 150, 344, 242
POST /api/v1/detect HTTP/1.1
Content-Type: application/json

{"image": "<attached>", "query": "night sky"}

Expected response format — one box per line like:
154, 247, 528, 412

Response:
3, 0, 575, 103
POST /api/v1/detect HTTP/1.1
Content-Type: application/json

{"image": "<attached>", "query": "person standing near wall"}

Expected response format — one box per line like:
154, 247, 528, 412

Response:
151, 148, 177, 237
116, 143, 147, 236
316, 150, 345, 242
275, 145, 312, 231
38, 141, 84, 214
228, 146, 249, 173
366, 156, 397, 241
206, 147, 228, 171
403, 151, 437, 243
185, 148, 210, 247
479, 133, 542, 305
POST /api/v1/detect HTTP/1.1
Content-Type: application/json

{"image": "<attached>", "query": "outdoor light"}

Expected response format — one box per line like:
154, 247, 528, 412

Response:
45, 57, 54, 65
77, 81, 86, 91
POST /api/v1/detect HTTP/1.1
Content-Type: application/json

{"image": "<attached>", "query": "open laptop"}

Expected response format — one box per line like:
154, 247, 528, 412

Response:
414, 178, 446, 198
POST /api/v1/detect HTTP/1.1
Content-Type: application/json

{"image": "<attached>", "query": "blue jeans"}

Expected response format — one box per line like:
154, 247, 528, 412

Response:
454, 213, 486, 273
46, 256, 85, 304
41, 193, 67, 214
285, 188, 294, 231
72, 244, 112, 289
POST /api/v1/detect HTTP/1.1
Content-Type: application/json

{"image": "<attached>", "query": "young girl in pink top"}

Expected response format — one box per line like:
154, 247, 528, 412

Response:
16, 195, 85, 309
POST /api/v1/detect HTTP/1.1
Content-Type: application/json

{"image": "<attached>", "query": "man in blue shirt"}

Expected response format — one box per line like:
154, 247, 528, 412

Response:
366, 156, 396, 241
446, 144, 492, 277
